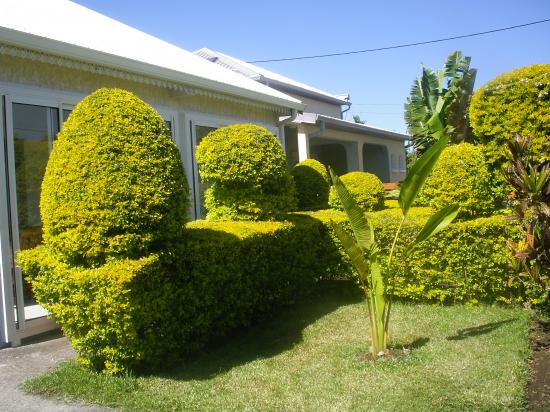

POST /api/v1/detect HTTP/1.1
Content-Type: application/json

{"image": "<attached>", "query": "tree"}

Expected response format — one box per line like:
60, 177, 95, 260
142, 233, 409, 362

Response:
404, 51, 477, 153
353, 114, 366, 124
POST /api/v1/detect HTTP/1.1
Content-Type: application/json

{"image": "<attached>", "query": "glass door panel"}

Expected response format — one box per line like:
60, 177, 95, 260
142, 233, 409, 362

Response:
193, 125, 217, 218
11, 103, 59, 320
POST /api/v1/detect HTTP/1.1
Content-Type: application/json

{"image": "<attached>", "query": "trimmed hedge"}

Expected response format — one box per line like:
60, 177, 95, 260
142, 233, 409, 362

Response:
329, 171, 385, 212
19, 206, 521, 373
40, 88, 189, 266
302, 208, 521, 304
291, 159, 330, 211
18, 217, 339, 373
416, 143, 497, 219
195, 124, 296, 220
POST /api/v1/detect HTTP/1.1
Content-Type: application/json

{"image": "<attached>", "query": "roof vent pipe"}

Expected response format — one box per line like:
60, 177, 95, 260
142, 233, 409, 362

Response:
340, 94, 351, 119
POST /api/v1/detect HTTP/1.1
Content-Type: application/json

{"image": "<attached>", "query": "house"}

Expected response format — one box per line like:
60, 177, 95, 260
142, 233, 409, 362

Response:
0, 0, 306, 346
195, 48, 408, 183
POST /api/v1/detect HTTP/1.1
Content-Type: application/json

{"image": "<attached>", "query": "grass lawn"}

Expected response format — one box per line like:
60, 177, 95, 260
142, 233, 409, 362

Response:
24, 282, 531, 411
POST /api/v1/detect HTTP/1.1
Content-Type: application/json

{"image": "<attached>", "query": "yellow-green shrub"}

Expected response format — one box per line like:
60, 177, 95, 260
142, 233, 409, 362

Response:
195, 124, 296, 220
40, 88, 189, 265
397, 216, 522, 304
416, 143, 496, 218
291, 158, 330, 210
304, 209, 521, 303
469, 64, 550, 168
18, 248, 179, 373
328, 172, 385, 212
18, 217, 339, 373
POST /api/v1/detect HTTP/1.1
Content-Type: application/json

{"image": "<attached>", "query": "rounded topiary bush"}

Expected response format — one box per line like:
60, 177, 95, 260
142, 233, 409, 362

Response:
195, 124, 296, 220
41, 88, 189, 265
469, 64, 550, 167
416, 143, 495, 219
291, 158, 330, 211
329, 171, 385, 212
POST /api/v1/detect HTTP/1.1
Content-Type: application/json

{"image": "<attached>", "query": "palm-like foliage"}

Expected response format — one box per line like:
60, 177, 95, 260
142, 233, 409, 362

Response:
504, 135, 550, 304
329, 136, 459, 358
404, 51, 477, 153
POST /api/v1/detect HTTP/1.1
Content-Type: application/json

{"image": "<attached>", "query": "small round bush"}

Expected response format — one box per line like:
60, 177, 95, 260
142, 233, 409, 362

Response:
416, 143, 495, 219
329, 171, 385, 212
469, 64, 550, 167
291, 158, 330, 210
195, 124, 296, 220
41, 88, 189, 265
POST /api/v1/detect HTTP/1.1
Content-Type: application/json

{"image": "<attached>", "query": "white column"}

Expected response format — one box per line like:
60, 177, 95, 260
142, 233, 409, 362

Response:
357, 141, 364, 172
297, 128, 309, 162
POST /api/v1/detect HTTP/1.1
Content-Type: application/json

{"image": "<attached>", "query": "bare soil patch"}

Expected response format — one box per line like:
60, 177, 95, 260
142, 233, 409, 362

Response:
528, 318, 550, 411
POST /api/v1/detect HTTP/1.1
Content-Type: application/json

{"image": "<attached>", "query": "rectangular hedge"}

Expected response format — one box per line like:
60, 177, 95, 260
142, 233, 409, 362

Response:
19, 207, 520, 373
302, 208, 522, 304
18, 216, 339, 373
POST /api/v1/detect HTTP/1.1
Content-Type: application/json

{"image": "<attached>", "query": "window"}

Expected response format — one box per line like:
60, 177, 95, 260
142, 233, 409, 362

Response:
391, 154, 398, 172
193, 125, 218, 218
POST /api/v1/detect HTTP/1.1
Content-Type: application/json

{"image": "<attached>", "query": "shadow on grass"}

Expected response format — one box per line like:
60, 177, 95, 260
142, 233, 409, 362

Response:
391, 337, 430, 351
446, 318, 518, 341
158, 280, 362, 381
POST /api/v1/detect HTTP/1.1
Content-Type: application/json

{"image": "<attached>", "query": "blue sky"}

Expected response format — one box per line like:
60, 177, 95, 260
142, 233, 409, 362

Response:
74, 0, 550, 134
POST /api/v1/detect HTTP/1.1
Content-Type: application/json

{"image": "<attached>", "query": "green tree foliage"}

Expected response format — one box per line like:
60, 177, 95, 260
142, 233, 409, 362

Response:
353, 114, 366, 124
40, 88, 189, 266
291, 158, 330, 211
469, 64, 550, 169
405, 51, 477, 152
195, 124, 296, 220
417, 143, 496, 219
328, 171, 385, 212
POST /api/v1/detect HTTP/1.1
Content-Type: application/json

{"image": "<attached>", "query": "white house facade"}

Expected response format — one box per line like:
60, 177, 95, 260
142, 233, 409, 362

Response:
195, 48, 408, 183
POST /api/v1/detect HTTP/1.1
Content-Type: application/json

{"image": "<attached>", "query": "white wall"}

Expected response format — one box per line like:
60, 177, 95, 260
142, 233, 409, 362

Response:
283, 92, 343, 118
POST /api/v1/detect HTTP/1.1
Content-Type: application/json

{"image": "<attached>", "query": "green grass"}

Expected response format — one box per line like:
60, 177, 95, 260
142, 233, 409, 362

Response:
24, 282, 531, 411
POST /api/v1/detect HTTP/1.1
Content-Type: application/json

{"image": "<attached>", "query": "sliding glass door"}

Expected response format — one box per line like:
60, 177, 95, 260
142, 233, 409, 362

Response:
4, 99, 62, 334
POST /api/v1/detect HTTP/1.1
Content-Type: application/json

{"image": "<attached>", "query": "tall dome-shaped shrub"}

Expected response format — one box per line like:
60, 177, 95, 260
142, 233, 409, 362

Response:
469, 64, 550, 167
196, 124, 295, 220
291, 158, 330, 210
41, 88, 189, 265
329, 171, 385, 212
417, 143, 495, 218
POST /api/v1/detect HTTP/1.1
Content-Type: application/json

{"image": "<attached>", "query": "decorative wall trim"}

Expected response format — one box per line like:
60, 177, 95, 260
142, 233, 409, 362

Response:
0, 42, 289, 115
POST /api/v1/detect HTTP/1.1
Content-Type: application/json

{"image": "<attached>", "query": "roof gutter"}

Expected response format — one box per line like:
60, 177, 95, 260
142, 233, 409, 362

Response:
260, 76, 349, 106
309, 116, 325, 138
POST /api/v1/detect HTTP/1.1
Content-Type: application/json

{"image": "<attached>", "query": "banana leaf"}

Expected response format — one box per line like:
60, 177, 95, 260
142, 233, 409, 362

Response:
398, 135, 449, 216
407, 204, 459, 254
329, 168, 374, 251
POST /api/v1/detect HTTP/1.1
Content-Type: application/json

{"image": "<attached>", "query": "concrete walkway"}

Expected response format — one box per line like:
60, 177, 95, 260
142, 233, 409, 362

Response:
0, 332, 109, 411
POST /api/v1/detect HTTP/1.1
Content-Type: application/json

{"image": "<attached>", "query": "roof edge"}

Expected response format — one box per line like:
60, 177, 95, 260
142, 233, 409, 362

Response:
297, 113, 408, 141
0, 27, 306, 111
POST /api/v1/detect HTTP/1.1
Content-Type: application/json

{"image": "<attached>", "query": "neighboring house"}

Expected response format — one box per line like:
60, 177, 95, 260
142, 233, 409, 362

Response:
0, 0, 305, 346
195, 48, 408, 182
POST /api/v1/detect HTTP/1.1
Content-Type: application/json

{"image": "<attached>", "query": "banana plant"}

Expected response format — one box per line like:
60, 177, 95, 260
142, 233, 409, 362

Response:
404, 51, 477, 153
329, 136, 459, 358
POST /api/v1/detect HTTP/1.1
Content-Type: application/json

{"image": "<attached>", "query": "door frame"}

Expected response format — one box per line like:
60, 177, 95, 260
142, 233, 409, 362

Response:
0, 84, 82, 346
